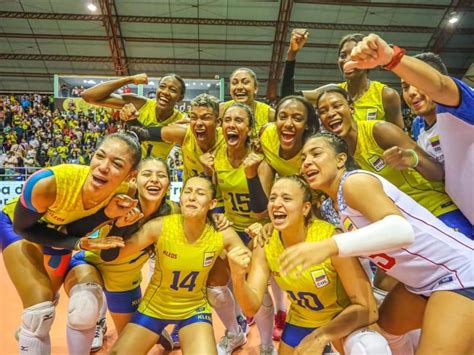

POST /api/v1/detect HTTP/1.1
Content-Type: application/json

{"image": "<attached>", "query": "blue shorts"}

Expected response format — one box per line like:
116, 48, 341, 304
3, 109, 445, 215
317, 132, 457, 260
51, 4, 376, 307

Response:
105, 287, 142, 314
130, 310, 212, 336
281, 323, 331, 352
438, 209, 473, 240
0, 212, 21, 251
451, 287, 474, 300
237, 231, 251, 246
68, 250, 88, 270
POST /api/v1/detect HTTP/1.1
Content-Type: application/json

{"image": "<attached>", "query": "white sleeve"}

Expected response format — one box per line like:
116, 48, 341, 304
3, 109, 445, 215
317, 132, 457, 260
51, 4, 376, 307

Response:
333, 215, 415, 257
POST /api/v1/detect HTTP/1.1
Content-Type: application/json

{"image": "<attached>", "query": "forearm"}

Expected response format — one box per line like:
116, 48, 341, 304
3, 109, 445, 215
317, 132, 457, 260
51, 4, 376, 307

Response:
81, 77, 132, 105
414, 147, 445, 181
65, 208, 111, 237
281, 59, 297, 97
231, 275, 263, 316
17, 223, 80, 249
312, 304, 377, 344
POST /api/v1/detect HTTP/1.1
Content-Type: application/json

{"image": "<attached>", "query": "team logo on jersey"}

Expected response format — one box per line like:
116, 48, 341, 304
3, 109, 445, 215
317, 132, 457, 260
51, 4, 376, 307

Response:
311, 269, 330, 288
429, 135, 442, 153
366, 109, 378, 120
343, 217, 357, 232
203, 252, 215, 267
368, 155, 385, 171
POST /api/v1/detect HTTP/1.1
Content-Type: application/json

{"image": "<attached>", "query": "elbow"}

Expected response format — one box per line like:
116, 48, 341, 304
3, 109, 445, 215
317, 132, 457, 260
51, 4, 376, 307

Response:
386, 215, 415, 248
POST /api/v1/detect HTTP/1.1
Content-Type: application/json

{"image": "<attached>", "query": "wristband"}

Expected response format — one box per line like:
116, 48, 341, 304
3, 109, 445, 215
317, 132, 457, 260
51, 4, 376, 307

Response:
383, 45, 406, 71
407, 149, 419, 168
247, 176, 268, 213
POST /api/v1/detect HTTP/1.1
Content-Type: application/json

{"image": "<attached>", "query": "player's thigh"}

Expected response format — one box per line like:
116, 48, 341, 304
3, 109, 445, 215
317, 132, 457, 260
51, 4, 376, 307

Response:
179, 321, 217, 355
278, 341, 295, 355
110, 322, 159, 355
3, 240, 53, 307
64, 261, 103, 294
417, 290, 474, 355
378, 282, 426, 335
110, 312, 134, 335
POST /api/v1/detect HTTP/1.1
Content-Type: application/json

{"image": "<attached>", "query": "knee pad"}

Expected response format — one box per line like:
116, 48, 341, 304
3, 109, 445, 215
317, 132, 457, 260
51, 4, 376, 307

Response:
379, 328, 417, 355
21, 301, 55, 338
344, 328, 391, 355
67, 283, 103, 330
207, 286, 234, 308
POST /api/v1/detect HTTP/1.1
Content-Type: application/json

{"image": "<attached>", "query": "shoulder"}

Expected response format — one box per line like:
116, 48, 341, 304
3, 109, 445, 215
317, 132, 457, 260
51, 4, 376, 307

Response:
342, 172, 381, 201
308, 218, 336, 240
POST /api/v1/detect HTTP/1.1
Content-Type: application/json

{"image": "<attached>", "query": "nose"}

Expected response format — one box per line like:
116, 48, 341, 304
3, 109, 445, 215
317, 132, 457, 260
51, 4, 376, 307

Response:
407, 85, 418, 98
302, 155, 312, 169
283, 118, 294, 129
98, 160, 110, 174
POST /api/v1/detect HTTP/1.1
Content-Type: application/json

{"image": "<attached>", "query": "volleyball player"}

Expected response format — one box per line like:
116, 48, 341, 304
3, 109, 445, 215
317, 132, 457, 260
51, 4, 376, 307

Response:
230, 175, 390, 354
81, 73, 186, 159
281, 132, 473, 354
281, 29, 404, 129
6, 132, 140, 355
109, 176, 249, 355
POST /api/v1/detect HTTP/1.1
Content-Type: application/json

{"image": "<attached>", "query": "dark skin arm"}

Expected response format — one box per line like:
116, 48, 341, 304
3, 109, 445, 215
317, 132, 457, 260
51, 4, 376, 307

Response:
382, 86, 405, 130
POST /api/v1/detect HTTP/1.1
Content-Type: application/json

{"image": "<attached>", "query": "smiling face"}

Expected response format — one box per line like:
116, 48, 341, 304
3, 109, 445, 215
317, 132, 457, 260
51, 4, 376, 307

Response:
155, 76, 184, 110
317, 91, 354, 137
338, 40, 365, 80
301, 136, 344, 192
189, 105, 218, 145
136, 159, 170, 204
180, 176, 216, 219
268, 178, 311, 231
86, 138, 135, 193
276, 98, 308, 152
230, 69, 258, 106
222, 105, 251, 150
401, 80, 436, 117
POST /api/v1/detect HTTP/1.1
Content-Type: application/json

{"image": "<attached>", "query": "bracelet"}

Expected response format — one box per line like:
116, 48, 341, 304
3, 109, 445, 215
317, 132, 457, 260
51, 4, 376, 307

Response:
383, 45, 406, 71
407, 149, 419, 168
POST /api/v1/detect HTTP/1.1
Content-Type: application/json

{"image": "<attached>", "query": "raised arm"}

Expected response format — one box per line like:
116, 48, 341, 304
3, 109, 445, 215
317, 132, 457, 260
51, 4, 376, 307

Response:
374, 121, 445, 181
81, 74, 149, 110
228, 244, 270, 316
345, 33, 460, 107
382, 87, 405, 129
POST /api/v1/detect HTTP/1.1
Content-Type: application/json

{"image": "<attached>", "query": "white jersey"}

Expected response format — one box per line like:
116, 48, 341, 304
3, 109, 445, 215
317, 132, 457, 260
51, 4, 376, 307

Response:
337, 170, 474, 297
417, 121, 444, 164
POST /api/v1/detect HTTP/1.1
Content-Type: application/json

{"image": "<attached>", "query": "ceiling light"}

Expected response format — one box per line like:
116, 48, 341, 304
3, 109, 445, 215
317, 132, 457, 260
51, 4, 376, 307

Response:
448, 16, 459, 24
87, 3, 97, 12
148, 81, 155, 86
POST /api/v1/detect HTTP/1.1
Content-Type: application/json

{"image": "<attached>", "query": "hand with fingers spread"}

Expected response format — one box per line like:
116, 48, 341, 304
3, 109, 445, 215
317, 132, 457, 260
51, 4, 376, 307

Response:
116, 207, 144, 228
382, 146, 418, 170
119, 103, 140, 122
199, 152, 215, 176
243, 151, 264, 178
344, 33, 394, 71
295, 331, 330, 355
104, 194, 139, 219
279, 239, 338, 277
227, 246, 253, 278
212, 213, 233, 231
288, 28, 309, 59
130, 73, 149, 85
77, 236, 125, 251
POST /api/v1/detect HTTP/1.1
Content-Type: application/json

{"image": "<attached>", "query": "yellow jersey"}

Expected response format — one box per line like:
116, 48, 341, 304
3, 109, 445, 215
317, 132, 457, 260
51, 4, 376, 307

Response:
260, 123, 301, 177
138, 214, 223, 319
354, 120, 456, 217
339, 81, 386, 122
2, 197, 19, 221
265, 219, 350, 327
214, 143, 260, 232
138, 99, 184, 159
84, 201, 180, 292
223, 100, 271, 139
42, 164, 129, 225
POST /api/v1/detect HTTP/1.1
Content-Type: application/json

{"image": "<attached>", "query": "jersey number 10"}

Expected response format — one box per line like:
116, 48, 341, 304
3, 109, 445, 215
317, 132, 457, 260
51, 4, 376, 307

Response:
170, 271, 199, 292
287, 290, 325, 311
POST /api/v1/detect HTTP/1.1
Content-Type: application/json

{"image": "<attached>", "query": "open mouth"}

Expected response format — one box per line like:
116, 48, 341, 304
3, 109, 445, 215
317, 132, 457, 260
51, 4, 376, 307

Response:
226, 131, 240, 145
92, 175, 108, 186
146, 185, 162, 196
327, 119, 343, 133
233, 92, 248, 101
280, 131, 295, 144
157, 96, 170, 106
411, 98, 425, 111
195, 129, 207, 140
304, 169, 319, 182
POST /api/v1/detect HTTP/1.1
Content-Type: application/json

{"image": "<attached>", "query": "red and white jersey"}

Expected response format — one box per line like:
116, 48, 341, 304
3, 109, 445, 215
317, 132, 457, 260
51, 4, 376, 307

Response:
337, 170, 474, 297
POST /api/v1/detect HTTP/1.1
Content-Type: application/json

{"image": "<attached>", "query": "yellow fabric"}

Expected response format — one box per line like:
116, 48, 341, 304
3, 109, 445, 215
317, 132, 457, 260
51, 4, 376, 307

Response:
339, 81, 386, 122
264, 219, 350, 327
138, 214, 223, 319
84, 201, 179, 292
43, 164, 129, 225
138, 99, 184, 159
354, 120, 456, 217
222, 100, 271, 138
260, 123, 301, 177
214, 143, 260, 232
2, 197, 19, 221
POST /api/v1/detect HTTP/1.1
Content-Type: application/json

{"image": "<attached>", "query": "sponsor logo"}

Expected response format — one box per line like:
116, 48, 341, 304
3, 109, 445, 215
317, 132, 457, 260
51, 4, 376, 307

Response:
163, 250, 177, 259
368, 155, 385, 171
203, 252, 215, 267
429, 135, 442, 153
343, 217, 357, 232
311, 269, 330, 288
438, 276, 453, 285
366, 109, 378, 120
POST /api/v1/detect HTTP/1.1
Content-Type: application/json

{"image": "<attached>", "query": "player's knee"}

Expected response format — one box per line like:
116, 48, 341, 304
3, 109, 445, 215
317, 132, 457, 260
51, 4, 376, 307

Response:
21, 301, 55, 338
67, 283, 103, 330
258, 290, 274, 315
207, 286, 234, 308
344, 328, 391, 355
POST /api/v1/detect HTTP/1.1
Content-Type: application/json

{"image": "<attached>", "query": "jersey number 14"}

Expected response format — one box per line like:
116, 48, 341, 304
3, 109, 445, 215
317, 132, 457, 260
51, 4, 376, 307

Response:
170, 271, 199, 292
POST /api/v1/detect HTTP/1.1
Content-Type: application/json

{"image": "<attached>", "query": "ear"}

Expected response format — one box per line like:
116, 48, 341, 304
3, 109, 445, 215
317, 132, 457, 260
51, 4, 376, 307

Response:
126, 169, 138, 181
349, 103, 355, 116
209, 198, 217, 211
254, 83, 259, 95
302, 201, 312, 219
336, 153, 347, 169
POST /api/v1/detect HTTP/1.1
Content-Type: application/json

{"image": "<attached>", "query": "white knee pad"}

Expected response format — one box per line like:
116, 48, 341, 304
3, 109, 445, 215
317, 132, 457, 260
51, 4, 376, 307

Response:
344, 328, 391, 355
207, 286, 234, 308
21, 301, 55, 338
67, 283, 103, 330
379, 328, 418, 355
